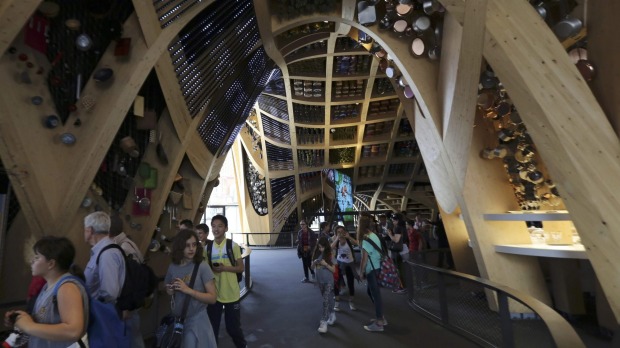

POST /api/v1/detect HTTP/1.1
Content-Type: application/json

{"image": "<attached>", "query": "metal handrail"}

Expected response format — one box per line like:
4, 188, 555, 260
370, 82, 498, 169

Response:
229, 232, 298, 248
404, 261, 585, 348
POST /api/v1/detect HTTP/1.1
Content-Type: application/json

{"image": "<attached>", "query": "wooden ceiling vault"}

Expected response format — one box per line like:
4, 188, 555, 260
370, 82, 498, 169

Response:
0, 0, 619, 325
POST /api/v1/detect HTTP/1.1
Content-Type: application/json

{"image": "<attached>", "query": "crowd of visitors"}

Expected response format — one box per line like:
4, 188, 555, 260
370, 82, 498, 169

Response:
4, 213, 247, 348
295, 211, 452, 334
4, 209, 450, 346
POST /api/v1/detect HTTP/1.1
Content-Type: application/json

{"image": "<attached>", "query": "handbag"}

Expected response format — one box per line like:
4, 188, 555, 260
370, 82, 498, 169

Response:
156, 262, 200, 348
366, 238, 402, 290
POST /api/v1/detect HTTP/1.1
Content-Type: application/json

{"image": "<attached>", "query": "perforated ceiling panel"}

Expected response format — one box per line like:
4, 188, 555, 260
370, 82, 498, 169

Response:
169, 0, 262, 117
179, 0, 274, 156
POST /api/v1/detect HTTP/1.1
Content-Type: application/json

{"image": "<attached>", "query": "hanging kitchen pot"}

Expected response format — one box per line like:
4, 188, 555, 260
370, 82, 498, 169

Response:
533, 2, 547, 19
495, 99, 512, 119
44, 115, 60, 129
357, 1, 377, 26
569, 47, 596, 81
93, 67, 114, 83
515, 146, 535, 163
403, 85, 415, 99
75, 34, 93, 51
133, 188, 151, 216
379, 15, 393, 30
393, 20, 408, 37
379, 58, 388, 71
31, 96, 43, 105
410, 38, 427, 58
480, 148, 495, 159
527, 171, 545, 184
60, 133, 76, 145
119, 136, 140, 158
139, 196, 151, 210
358, 31, 373, 45
428, 46, 440, 60
477, 89, 496, 111
553, 17, 582, 42
480, 71, 499, 89
492, 145, 510, 158
396, 3, 413, 17
412, 15, 431, 33
149, 239, 161, 253
423, 0, 441, 15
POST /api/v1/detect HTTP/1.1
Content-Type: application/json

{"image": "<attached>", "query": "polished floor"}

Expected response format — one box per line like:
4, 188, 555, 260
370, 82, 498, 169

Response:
216, 248, 479, 348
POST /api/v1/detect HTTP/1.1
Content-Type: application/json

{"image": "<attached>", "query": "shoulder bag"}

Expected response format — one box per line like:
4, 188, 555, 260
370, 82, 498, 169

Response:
156, 262, 200, 348
366, 238, 401, 290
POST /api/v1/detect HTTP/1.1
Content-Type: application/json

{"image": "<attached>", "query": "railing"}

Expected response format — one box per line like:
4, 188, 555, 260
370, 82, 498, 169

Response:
239, 246, 252, 299
229, 232, 297, 248
404, 260, 585, 348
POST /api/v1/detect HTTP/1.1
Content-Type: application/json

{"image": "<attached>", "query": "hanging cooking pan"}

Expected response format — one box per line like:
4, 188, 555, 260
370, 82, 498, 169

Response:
423, 0, 441, 15
412, 15, 431, 33
568, 47, 595, 81
533, 1, 547, 19
480, 70, 499, 89
396, 3, 413, 18
410, 37, 427, 58
428, 46, 440, 60
357, 1, 377, 26
476, 89, 497, 111
393, 20, 408, 38
495, 98, 512, 119
379, 15, 393, 30
403, 86, 415, 99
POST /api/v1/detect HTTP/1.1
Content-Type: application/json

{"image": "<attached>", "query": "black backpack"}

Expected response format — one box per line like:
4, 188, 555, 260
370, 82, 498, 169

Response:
97, 244, 158, 311
206, 239, 243, 283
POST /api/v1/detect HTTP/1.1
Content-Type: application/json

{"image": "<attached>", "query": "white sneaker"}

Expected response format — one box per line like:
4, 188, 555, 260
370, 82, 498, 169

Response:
349, 301, 356, 311
327, 312, 336, 325
334, 301, 340, 312
370, 317, 388, 326
318, 321, 328, 333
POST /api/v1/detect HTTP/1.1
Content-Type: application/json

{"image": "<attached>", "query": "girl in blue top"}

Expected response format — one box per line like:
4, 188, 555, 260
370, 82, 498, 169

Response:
311, 237, 336, 333
4, 237, 88, 348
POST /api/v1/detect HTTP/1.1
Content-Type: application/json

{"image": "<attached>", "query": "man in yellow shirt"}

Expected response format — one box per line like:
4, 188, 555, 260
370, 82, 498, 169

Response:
206, 215, 246, 347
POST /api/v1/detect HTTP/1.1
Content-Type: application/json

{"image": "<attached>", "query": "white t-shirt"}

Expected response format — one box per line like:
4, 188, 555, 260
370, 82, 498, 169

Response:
335, 239, 354, 264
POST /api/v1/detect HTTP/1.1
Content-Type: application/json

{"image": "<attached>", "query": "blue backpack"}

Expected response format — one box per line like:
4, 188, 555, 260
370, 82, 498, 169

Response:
52, 275, 131, 348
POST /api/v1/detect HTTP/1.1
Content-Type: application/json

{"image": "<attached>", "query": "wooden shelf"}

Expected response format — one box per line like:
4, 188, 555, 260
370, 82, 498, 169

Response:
495, 244, 586, 259
483, 211, 571, 221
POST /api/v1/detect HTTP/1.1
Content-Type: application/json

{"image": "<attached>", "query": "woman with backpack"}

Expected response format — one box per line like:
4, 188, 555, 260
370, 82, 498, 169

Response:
357, 214, 386, 332
164, 229, 218, 347
3, 236, 88, 348
330, 225, 359, 311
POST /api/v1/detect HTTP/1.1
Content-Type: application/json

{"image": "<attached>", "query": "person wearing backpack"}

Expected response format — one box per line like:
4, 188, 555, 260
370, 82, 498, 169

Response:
83, 212, 131, 342
357, 214, 386, 332
109, 213, 145, 348
4, 236, 88, 348
205, 215, 247, 348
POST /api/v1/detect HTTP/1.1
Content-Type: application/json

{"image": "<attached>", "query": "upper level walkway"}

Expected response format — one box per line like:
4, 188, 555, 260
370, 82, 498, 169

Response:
217, 248, 478, 348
